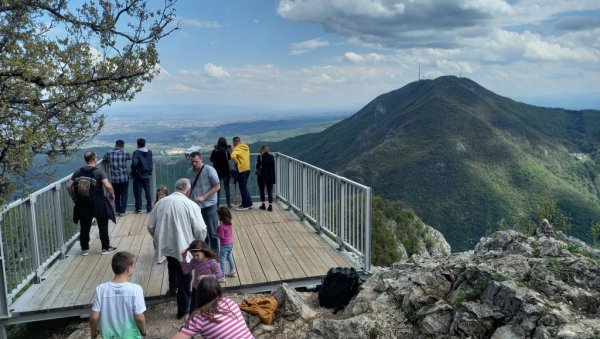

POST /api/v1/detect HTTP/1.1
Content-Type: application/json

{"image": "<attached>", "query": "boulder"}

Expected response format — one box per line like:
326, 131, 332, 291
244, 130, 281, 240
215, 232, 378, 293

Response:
272, 283, 316, 321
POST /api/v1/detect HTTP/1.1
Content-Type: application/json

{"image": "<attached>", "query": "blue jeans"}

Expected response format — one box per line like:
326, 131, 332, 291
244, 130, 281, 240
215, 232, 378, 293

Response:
133, 177, 152, 212
201, 205, 219, 252
217, 176, 231, 206
219, 244, 235, 274
237, 170, 252, 208
112, 181, 129, 213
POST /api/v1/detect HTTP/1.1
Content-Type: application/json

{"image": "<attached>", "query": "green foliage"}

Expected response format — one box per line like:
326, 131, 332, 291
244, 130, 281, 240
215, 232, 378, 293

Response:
534, 197, 571, 232
369, 326, 380, 338
590, 221, 600, 245
500, 197, 572, 236
451, 270, 509, 305
371, 195, 436, 266
0, 0, 178, 204
270, 76, 600, 251
547, 258, 575, 284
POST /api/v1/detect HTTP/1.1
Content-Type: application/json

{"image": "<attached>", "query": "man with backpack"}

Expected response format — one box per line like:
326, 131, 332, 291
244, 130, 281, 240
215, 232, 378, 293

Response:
67, 151, 117, 256
131, 138, 153, 213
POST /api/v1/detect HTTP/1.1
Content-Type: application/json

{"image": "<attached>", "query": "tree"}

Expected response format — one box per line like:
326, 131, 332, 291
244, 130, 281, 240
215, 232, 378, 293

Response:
0, 0, 178, 203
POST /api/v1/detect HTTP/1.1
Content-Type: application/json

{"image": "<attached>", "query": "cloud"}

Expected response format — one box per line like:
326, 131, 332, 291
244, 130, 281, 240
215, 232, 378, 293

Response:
554, 16, 600, 31
179, 18, 221, 28
204, 63, 230, 78
290, 37, 330, 55
344, 52, 387, 63
344, 52, 364, 62
278, 0, 513, 49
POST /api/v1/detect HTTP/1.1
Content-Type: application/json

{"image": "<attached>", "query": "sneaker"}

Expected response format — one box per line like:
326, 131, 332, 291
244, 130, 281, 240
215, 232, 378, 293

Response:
227, 270, 237, 277
267, 205, 273, 212
218, 277, 226, 283
157, 256, 166, 264
259, 204, 266, 210
135, 210, 141, 214
101, 246, 117, 255
81, 249, 89, 256
235, 205, 249, 211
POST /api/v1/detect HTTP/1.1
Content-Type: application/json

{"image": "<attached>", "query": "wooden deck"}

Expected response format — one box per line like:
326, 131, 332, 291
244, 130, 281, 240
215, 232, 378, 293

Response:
9, 203, 356, 319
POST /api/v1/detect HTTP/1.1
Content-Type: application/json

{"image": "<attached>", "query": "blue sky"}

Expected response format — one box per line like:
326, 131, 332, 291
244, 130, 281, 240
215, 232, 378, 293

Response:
117, 0, 600, 113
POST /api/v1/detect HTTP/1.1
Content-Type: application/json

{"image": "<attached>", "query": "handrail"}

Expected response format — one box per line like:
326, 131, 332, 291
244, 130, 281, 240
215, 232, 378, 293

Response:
274, 153, 372, 272
0, 152, 371, 319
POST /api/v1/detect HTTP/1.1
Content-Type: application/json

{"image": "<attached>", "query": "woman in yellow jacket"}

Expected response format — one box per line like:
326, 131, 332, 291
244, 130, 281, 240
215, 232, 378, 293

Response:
231, 136, 253, 210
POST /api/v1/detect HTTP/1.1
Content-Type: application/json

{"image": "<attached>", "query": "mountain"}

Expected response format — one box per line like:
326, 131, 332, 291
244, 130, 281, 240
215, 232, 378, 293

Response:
268, 76, 600, 251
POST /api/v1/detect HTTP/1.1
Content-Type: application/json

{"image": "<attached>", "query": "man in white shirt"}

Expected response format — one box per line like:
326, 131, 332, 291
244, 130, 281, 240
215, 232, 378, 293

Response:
148, 178, 207, 319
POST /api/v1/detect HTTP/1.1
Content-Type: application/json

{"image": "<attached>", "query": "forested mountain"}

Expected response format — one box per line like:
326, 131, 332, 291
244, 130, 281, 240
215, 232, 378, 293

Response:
269, 76, 600, 250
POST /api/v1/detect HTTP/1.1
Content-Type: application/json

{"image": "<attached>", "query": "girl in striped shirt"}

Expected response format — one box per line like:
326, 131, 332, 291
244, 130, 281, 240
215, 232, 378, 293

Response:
180, 240, 223, 315
171, 276, 254, 339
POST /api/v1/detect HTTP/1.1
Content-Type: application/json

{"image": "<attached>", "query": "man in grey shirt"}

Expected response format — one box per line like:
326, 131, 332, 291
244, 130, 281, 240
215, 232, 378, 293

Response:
186, 151, 221, 252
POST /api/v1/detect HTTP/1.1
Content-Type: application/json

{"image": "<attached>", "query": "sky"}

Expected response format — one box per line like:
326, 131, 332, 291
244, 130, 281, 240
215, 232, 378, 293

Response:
117, 0, 600, 113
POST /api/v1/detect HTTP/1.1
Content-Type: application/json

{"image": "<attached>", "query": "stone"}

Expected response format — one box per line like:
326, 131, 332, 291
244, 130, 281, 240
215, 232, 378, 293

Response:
272, 283, 317, 321
243, 312, 262, 331
417, 301, 453, 336
490, 324, 525, 339
536, 218, 555, 238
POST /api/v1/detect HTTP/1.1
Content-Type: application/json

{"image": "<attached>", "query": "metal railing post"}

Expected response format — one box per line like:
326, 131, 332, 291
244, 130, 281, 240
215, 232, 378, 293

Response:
52, 184, 66, 259
287, 157, 293, 210
300, 164, 307, 221
274, 153, 280, 202
0, 213, 11, 320
364, 187, 372, 272
26, 196, 42, 284
337, 180, 346, 251
317, 172, 324, 235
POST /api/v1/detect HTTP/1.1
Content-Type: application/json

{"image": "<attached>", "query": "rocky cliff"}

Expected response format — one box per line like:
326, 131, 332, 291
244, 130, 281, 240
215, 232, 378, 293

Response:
255, 220, 600, 338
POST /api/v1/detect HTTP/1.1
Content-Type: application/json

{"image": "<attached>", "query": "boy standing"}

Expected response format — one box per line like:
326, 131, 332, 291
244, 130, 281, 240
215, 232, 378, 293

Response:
90, 251, 147, 339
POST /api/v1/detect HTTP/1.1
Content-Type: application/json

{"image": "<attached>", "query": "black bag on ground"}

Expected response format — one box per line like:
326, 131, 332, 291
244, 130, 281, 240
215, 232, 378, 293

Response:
318, 267, 360, 313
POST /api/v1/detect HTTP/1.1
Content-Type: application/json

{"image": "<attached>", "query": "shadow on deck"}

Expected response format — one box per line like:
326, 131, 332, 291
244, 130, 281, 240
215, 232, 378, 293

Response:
8, 202, 358, 323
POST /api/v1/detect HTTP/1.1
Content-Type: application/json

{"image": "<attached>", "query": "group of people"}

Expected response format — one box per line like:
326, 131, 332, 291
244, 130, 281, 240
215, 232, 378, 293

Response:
210, 136, 276, 212
91, 250, 253, 339
98, 138, 155, 216
70, 135, 275, 338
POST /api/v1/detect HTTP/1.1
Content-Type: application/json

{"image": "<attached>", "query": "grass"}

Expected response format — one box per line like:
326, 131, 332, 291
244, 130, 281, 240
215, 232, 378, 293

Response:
547, 258, 575, 284
451, 270, 509, 306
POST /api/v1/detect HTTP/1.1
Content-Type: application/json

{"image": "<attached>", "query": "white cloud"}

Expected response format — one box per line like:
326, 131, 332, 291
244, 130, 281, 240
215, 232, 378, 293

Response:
204, 63, 230, 78
290, 38, 330, 55
179, 18, 221, 28
344, 52, 364, 63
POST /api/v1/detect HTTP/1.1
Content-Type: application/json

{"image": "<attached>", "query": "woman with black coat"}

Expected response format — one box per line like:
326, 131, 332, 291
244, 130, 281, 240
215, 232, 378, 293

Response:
256, 144, 276, 211
210, 137, 232, 208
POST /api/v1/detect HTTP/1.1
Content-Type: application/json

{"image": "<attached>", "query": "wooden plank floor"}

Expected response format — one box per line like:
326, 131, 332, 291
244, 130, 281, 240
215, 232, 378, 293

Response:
9, 202, 357, 315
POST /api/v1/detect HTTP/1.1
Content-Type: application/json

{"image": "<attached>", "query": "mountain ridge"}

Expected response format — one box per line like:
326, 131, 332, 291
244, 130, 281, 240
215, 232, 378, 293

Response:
268, 76, 600, 250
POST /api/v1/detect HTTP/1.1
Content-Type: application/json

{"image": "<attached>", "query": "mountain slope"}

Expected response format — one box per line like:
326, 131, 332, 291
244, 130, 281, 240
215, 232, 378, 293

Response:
269, 76, 600, 250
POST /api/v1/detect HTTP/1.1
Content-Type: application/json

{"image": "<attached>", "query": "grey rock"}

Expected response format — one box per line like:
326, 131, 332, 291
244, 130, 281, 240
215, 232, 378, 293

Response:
272, 283, 316, 321
490, 324, 525, 339
536, 218, 555, 238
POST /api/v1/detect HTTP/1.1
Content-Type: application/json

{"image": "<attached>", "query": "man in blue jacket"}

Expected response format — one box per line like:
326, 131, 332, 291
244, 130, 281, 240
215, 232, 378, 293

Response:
131, 138, 153, 213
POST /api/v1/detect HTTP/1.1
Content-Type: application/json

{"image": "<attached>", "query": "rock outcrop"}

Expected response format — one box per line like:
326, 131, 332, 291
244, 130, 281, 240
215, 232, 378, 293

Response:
258, 221, 600, 338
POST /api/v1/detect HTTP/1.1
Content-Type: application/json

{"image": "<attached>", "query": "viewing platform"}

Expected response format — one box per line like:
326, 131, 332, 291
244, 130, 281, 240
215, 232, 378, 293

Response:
0, 153, 371, 336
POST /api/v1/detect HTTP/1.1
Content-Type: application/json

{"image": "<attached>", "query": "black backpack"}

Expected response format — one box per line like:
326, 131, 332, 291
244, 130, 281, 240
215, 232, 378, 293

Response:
318, 267, 361, 313
74, 167, 99, 201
